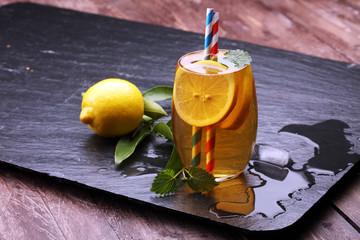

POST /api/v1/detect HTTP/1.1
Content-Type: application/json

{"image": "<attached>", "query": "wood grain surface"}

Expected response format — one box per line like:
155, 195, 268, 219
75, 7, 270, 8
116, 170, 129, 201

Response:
0, 1, 359, 239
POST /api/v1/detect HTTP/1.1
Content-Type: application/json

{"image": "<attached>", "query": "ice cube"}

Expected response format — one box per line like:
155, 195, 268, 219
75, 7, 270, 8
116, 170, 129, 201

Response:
251, 144, 290, 167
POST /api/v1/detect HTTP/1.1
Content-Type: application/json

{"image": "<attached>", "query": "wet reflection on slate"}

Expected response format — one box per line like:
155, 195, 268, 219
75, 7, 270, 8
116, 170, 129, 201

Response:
279, 119, 359, 174
82, 130, 172, 176
207, 119, 359, 219
249, 160, 314, 218
115, 135, 172, 177
84, 134, 118, 158
208, 173, 258, 218
209, 160, 314, 219
107, 118, 359, 221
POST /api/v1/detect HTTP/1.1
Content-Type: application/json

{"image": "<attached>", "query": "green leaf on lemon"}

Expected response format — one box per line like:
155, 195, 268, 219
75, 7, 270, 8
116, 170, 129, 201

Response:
142, 86, 173, 101
224, 49, 252, 68
143, 97, 168, 120
115, 121, 152, 164
150, 169, 181, 195
186, 167, 219, 192
153, 122, 173, 142
166, 119, 172, 128
142, 115, 153, 123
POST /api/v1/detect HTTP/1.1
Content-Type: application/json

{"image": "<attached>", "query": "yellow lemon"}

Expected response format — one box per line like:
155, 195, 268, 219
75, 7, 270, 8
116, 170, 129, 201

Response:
80, 78, 144, 138
173, 61, 236, 127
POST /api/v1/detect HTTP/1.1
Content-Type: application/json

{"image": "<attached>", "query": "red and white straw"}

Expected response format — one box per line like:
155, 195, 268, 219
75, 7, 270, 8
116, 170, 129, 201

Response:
210, 12, 219, 61
206, 125, 216, 173
205, 11, 219, 174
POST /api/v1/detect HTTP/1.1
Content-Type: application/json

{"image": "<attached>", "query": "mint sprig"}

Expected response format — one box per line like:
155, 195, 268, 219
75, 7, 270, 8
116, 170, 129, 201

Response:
186, 167, 219, 192
165, 145, 183, 173
224, 49, 252, 68
150, 147, 218, 195
150, 169, 181, 195
151, 166, 218, 195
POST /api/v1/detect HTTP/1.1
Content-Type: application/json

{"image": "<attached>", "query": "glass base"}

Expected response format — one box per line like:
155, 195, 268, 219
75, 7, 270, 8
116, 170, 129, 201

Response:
214, 173, 241, 182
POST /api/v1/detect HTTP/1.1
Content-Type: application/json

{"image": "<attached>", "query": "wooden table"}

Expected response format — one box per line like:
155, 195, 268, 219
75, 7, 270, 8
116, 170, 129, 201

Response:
0, 1, 359, 239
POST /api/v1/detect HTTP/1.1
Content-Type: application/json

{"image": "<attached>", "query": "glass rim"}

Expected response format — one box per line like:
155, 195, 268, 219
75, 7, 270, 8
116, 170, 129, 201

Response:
177, 49, 248, 75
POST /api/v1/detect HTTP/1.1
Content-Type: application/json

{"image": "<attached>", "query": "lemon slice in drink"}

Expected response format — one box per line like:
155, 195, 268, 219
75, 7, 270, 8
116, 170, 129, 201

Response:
217, 65, 254, 130
184, 60, 228, 74
174, 61, 236, 127
195, 60, 228, 70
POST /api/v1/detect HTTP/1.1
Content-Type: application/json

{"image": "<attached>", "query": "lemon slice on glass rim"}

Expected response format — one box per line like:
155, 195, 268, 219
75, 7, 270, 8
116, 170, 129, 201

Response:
195, 60, 228, 70
184, 60, 229, 74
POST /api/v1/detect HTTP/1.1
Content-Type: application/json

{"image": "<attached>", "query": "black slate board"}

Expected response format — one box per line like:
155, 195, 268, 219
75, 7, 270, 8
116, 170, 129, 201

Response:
1, 3, 360, 231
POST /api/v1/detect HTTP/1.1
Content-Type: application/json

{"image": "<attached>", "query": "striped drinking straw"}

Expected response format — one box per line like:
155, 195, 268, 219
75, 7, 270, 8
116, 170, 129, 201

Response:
210, 12, 219, 61
191, 8, 214, 167
206, 11, 220, 174
206, 124, 216, 173
191, 126, 202, 166
204, 8, 214, 60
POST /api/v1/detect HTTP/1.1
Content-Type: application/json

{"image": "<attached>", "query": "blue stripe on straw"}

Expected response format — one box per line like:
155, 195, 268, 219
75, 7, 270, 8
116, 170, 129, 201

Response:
204, 8, 214, 60
204, 35, 212, 60
206, 9, 214, 25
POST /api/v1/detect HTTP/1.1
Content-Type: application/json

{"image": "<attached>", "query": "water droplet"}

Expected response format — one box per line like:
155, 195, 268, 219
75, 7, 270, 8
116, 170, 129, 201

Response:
97, 168, 107, 173
145, 148, 158, 158
307, 167, 334, 176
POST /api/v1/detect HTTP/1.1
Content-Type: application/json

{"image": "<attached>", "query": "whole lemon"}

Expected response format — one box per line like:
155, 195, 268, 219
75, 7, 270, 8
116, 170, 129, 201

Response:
80, 78, 144, 138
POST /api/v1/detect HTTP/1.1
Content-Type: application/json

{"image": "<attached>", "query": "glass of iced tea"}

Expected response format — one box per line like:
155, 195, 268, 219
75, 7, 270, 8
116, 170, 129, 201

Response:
172, 49, 257, 182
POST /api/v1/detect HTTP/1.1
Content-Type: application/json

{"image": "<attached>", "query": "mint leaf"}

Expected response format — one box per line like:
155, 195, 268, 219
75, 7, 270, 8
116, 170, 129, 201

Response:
186, 167, 218, 192
143, 86, 173, 101
114, 121, 152, 164
153, 122, 173, 142
165, 147, 183, 173
224, 49, 252, 68
143, 97, 168, 120
150, 169, 181, 195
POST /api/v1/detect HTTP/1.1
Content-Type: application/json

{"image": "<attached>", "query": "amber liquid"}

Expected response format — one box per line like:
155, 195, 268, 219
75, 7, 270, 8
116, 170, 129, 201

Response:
172, 50, 258, 181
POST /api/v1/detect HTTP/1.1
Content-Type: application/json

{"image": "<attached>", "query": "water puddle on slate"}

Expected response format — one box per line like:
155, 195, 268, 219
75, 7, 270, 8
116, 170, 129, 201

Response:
208, 158, 314, 219
208, 119, 359, 219
118, 119, 359, 219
